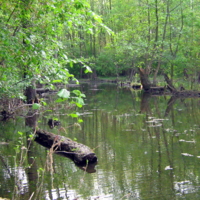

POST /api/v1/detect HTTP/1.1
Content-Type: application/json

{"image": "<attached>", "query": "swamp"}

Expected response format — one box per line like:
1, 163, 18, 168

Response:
1, 82, 200, 200
2, 0, 200, 199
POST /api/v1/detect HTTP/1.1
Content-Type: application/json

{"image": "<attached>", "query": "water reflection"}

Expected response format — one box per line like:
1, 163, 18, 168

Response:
1, 83, 200, 199
45, 188, 81, 200
75, 84, 200, 199
2, 166, 28, 194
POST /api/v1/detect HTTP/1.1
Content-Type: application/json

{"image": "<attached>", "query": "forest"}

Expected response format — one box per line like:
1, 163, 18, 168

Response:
1, 1, 200, 199
1, 0, 200, 103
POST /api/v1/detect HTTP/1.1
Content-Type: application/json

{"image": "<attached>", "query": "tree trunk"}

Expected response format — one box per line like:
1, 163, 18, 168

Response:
138, 68, 152, 90
163, 73, 177, 93
24, 79, 39, 104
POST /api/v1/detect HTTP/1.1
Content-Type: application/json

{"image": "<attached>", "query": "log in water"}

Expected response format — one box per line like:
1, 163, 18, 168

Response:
35, 129, 97, 165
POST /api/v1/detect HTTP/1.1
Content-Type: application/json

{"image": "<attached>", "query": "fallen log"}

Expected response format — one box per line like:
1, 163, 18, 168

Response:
35, 130, 97, 165
138, 68, 200, 97
144, 86, 167, 94
172, 90, 200, 97
164, 74, 200, 97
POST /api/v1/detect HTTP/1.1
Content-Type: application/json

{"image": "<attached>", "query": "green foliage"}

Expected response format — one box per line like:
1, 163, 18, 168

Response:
88, 0, 200, 78
0, 0, 107, 99
2, 0, 200, 99
32, 103, 41, 110
57, 89, 70, 99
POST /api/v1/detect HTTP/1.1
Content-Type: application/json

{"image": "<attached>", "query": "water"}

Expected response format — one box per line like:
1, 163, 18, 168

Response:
1, 83, 200, 199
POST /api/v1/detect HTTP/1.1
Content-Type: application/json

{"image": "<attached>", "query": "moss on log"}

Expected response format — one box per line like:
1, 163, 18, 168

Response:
35, 130, 97, 165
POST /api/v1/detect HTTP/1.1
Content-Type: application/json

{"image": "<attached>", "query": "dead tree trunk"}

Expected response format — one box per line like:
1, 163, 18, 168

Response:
35, 130, 97, 165
163, 73, 177, 93
138, 68, 152, 90
138, 68, 165, 94
24, 79, 39, 104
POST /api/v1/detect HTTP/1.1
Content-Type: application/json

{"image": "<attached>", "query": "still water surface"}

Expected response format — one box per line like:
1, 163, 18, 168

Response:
1, 83, 200, 200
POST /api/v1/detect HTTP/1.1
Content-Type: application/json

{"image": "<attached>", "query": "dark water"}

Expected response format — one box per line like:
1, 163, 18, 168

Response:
1, 83, 200, 200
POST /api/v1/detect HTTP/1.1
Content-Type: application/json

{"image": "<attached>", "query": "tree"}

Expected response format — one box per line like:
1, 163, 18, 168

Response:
88, 0, 200, 81
0, 0, 107, 104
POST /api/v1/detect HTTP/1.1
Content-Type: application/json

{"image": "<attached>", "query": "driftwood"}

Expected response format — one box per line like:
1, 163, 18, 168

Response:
35, 130, 97, 165
164, 73, 200, 97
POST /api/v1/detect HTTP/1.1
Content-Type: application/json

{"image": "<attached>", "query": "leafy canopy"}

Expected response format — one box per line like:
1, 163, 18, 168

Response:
0, 0, 105, 99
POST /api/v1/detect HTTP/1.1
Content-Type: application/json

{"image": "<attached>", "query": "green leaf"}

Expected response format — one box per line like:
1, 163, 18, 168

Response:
69, 61, 73, 68
55, 98, 66, 103
76, 97, 84, 105
41, 50, 46, 58
18, 131, 23, 136
32, 103, 41, 110
84, 65, 92, 73
41, 101, 47, 106
57, 89, 70, 99
45, 110, 53, 112
69, 113, 79, 118
72, 90, 85, 97
78, 119, 83, 123
52, 80, 63, 83
63, 54, 68, 60
75, 102, 83, 108
53, 117, 58, 120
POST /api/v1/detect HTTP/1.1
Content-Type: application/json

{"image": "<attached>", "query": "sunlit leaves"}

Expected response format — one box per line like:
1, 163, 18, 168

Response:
32, 103, 41, 110
73, 97, 85, 107
55, 98, 66, 103
0, 0, 106, 99
71, 89, 85, 107
56, 88, 85, 108
89, 0, 200, 78
78, 119, 83, 123
57, 89, 70, 99
84, 65, 92, 73
69, 112, 80, 118
72, 90, 86, 98
41, 51, 46, 58
52, 80, 63, 83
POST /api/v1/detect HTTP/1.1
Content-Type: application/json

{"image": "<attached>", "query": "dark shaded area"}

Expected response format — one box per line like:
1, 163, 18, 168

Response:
132, 85, 142, 89
24, 86, 39, 104
0, 110, 13, 121
47, 119, 61, 129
